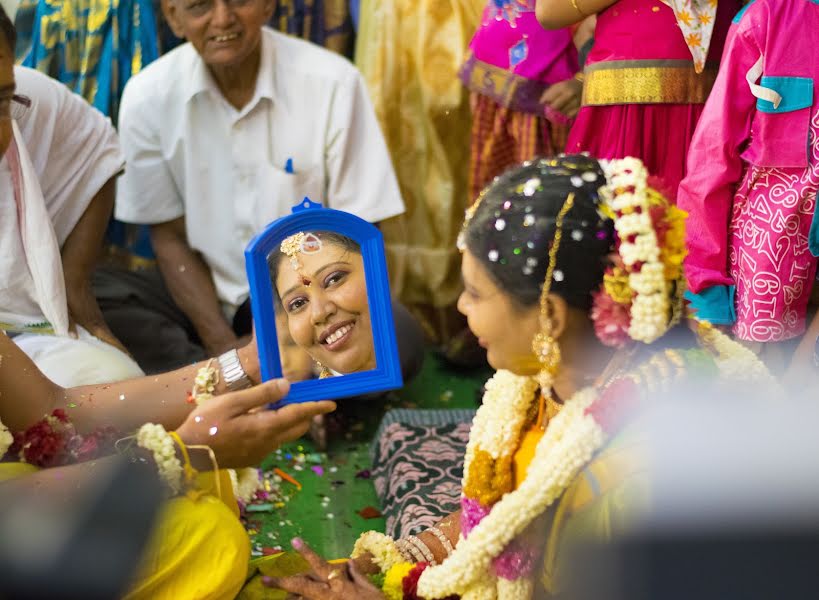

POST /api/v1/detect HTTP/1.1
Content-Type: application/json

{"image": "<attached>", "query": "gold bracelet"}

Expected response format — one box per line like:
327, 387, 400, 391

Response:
574, 71, 585, 83
570, 0, 587, 17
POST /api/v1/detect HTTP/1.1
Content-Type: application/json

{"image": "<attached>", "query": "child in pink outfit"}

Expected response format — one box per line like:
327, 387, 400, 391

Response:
679, 0, 819, 343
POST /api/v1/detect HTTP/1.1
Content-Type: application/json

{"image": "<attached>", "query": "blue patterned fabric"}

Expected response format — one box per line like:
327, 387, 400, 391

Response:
14, 0, 161, 263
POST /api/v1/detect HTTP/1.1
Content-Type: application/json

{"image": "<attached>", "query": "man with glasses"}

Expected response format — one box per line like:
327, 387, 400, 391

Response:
0, 6, 143, 386
108, 0, 412, 375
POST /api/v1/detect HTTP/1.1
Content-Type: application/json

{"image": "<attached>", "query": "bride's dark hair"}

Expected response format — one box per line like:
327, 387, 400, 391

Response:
462, 155, 615, 311
0, 5, 15, 51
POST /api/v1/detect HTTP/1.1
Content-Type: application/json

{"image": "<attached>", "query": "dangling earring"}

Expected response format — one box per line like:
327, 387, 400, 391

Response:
532, 323, 562, 393
532, 194, 574, 397
316, 361, 333, 379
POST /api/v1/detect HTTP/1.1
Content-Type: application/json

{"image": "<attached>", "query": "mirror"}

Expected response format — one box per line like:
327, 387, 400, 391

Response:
245, 199, 402, 406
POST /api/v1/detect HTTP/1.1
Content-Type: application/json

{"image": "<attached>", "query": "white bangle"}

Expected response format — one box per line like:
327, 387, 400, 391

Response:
426, 526, 455, 556
405, 535, 436, 564
395, 538, 425, 563
136, 423, 183, 494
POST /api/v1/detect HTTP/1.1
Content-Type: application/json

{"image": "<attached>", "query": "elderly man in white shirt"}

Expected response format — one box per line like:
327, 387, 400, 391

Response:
0, 22, 142, 386
107, 0, 423, 380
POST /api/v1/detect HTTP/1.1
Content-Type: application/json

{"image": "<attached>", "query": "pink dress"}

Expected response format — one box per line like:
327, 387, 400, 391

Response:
459, 1, 577, 115
460, 0, 578, 201
566, 0, 739, 194
679, 0, 819, 342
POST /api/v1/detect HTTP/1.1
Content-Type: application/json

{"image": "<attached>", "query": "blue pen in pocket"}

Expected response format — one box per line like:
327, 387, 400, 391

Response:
284, 158, 294, 174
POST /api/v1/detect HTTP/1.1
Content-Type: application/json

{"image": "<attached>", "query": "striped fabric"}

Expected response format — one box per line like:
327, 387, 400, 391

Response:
468, 92, 568, 203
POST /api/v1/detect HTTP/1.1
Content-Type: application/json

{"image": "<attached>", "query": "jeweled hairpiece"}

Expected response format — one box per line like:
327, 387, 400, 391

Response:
281, 232, 307, 271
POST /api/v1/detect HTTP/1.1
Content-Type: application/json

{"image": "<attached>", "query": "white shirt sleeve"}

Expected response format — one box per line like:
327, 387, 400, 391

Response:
324, 70, 405, 222
114, 75, 185, 225
13, 66, 125, 246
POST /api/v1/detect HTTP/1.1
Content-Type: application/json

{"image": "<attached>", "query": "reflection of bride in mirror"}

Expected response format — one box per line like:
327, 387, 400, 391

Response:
270, 231, 375, 376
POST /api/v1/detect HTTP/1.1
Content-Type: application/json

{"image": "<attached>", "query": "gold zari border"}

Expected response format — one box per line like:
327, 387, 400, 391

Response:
582, 60, 718, 106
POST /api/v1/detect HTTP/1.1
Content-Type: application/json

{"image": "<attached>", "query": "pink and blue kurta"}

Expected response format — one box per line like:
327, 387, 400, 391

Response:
680, 0, 819, 342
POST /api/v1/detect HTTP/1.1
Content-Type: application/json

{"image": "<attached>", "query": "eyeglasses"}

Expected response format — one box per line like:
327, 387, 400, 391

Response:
11, 94, 31, 119
180, 0, 256, 18
1, 94, 32, 120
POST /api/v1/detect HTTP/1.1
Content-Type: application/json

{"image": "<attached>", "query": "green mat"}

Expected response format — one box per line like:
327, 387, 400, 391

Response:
243, 352, 489, 560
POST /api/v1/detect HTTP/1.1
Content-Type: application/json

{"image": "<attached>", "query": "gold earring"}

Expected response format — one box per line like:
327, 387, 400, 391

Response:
531, 194, 574, 391
316, 361, 332, 379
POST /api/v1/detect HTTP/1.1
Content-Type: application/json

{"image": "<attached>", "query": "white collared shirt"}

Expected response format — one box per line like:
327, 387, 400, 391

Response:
0, 67, 123, 328
115, 28, 405, 314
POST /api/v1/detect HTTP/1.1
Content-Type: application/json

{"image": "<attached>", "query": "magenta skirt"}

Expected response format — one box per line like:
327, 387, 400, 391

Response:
565, 103, 705, 198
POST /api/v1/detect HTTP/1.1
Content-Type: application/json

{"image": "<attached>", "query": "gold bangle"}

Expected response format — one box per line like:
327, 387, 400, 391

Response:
574, 71, 585, 83
570, 0, 587, 17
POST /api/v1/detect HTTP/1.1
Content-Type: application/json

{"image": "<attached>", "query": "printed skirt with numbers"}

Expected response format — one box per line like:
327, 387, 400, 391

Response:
729, 108, 819, 342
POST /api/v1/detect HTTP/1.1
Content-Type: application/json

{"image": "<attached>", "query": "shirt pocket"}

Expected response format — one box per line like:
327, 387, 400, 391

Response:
742, 76, 814, 169
255, 165, 325, 230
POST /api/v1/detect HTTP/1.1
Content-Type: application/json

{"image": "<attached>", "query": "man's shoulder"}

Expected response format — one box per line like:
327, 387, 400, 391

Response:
266, 28, 360, 85
122, 43, 198, 107
13, 65, 62, 95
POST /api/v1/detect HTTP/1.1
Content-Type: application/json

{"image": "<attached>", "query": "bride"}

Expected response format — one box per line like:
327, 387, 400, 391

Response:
267, 154, 776, 599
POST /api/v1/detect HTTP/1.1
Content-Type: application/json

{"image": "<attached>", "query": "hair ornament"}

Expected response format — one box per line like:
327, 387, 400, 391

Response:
591, 158, 687, 347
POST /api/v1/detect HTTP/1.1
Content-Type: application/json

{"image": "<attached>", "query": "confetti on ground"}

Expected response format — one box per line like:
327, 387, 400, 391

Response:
311, 466, 324, 477
274, 468, 302, 490
246, 503, 275, 513
357, 506, 382, 519
355, 469, 371, 480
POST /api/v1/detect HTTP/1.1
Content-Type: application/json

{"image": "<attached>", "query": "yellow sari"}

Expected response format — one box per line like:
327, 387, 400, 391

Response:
0, 464, 249, 600
355, 0, 484, 338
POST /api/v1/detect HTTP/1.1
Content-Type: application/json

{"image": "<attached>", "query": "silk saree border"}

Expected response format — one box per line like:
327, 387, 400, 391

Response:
581, 59, 719, 106
459, 52, 549, 115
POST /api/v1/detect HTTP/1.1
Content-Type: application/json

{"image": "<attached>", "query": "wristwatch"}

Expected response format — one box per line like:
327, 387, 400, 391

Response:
218, 348, 252, 391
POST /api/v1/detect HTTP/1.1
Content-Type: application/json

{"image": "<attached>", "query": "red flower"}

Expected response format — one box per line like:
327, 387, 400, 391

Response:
649, 205, 671, 247
402, 563, 458, 600
51, 409, 69, 423
20, 421, 66, 467
585, 378, 640, 435
74, 435, 100, 462
590, 291, 631, 348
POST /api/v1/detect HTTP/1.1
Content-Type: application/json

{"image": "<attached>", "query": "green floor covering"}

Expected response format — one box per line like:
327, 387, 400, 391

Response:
243, 351, 490, 562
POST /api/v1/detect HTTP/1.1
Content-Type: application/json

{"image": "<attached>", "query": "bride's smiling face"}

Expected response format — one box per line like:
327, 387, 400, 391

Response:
275, 240, 375, 375
457, 250, 541, 375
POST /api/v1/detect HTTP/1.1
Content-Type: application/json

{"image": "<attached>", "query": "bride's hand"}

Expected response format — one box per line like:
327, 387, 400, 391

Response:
263, 538, 385, 600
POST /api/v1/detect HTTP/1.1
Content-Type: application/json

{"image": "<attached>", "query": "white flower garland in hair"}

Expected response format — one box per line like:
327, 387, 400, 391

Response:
137, 423, 184, 494
0, 418, 12, 459
603, 158, 670, 344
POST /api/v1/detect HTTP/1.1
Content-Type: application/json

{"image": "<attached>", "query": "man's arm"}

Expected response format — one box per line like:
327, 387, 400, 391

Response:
61, 176, 127, 352
150, 217, 241, 356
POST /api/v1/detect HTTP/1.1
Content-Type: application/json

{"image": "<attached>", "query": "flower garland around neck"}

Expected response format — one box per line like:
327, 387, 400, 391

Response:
592, 158, 687, 347
190, 361, 264, 506
356, 333, 777, 600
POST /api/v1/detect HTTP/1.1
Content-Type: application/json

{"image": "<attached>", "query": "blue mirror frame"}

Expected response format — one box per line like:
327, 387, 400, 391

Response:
245, 198, 403, 407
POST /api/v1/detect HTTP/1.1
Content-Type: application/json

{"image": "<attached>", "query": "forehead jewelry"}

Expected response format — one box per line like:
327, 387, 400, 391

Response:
281, 232, 307, 271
